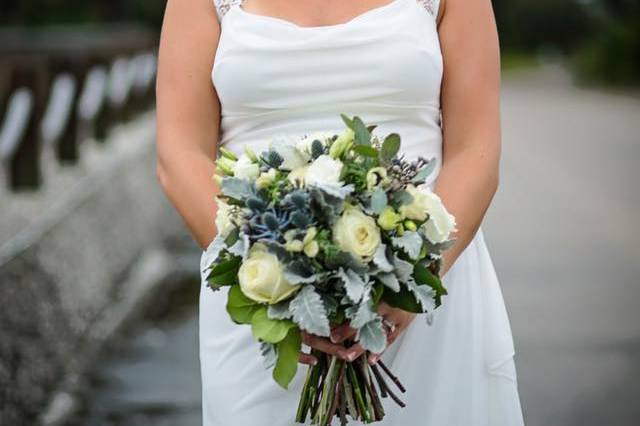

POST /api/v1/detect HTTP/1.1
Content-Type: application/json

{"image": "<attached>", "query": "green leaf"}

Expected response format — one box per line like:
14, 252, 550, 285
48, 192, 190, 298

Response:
340, 113, 354, 129
353, 145, 378, 158
226, 285, 261, 324
380, 133, 401, 163
352, 116, 371, 146
273, 327, 302, 389
371, 281, 384, 305
208, 256, 241, 287
414, 263, 448, 307
251, 308, 297, 343
382, 284, 423, 313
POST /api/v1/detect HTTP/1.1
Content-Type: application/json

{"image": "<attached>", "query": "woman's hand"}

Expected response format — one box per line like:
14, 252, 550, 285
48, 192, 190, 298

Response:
297, 301, 416, 366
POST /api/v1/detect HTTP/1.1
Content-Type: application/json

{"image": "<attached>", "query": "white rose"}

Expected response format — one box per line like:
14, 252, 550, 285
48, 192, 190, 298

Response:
418, 187, 457, 243
215, 198, 234, 236
398, 184, 430, 221
233, 154, 260, 180
332, 205, 381, 262
305, 155, 343, 187
271, 142, 308, 171
238, 244, 300, 304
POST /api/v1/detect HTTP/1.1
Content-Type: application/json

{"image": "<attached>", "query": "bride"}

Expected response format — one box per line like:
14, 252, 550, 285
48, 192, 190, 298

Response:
155, 0, 524, 424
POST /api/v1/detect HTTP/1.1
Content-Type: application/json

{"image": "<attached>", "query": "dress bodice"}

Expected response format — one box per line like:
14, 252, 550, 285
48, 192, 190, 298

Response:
211, 0, 444, 184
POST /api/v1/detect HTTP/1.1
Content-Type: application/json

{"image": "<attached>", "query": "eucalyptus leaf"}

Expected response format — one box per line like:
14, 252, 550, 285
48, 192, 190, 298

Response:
221, 177, 254, 201
391, 231, 423, 260
356, 317, 387, 354
273, 327, 302, 389
370, 188, 388, 215
380, 133, 401, 162
411, 159, 437, 183
251, 308, 296, 344
289, 285, 331, 337
353, 116, 371, 146
353, 145, 378, 158
340, 113, 354, 129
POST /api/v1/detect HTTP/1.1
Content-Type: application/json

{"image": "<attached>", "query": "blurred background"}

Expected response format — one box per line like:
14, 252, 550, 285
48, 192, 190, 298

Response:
0, 0, 638, 425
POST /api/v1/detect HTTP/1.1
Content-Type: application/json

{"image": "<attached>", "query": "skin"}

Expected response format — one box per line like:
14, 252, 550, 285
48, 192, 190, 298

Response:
156, 0, 501, 367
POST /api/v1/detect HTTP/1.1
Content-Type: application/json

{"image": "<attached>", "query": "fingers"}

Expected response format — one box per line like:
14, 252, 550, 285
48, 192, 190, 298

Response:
330, 323, 357, 344
298, 352, 318, 366
343, 343, 366, 362
302, 331, 350, 360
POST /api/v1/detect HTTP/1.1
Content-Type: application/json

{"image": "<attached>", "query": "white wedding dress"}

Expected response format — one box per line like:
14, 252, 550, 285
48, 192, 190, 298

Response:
198, 0, 525, 424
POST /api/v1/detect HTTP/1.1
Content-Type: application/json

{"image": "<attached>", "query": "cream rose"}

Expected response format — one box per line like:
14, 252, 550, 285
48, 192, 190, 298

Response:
271, 142, 308, 171
238, 244, 300, 304
398, 184, 429, 221
214, 198, 234, 237
419, 187, 457, 243
232, 154, 260, 180
333, 205, 381, 262
305, 155, 343, 187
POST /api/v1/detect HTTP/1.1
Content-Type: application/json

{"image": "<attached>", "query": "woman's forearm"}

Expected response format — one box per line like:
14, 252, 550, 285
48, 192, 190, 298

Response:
433, 140, 500, 277
157, 146, 219, 250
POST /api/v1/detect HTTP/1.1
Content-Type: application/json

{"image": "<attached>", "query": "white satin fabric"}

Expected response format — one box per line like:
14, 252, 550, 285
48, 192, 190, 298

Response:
199, 0, 524, 424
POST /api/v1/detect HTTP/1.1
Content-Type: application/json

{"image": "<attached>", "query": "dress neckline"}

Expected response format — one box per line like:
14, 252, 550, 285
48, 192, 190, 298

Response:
231, 0, 409, 31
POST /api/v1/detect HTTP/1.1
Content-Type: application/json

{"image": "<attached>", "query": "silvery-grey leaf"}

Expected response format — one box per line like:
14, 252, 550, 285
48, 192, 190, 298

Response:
315, 183, 355, 199
337, 268, 368, 304
406, 279, 436, 312
347, 287, 377, 329
425, 311, 434, 326
227, 233, 250, 259
370, 188, 388, 214
259, 341, 277, 369
221, 177, 254, 200
267, 301, 293, 320
376, 272, 400, 292
393, 254, 414, 283
284, 270, 318, 285
372, 244, 394, 273
391, 231, 423, 260
202, 235, 227, 272
356, 317, 387, 354
289, 285, 331, 337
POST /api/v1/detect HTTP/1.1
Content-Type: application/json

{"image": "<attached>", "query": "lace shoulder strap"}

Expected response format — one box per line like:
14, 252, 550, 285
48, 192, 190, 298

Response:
416, 0, 441, 18
213, 0, 243, 22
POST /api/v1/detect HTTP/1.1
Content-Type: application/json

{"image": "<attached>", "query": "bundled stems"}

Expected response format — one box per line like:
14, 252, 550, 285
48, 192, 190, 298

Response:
295, 351, 407, 425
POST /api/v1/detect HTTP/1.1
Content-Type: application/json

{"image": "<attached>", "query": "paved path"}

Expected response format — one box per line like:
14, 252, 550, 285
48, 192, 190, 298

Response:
80, 66, 640, 426
484, 66, 640, 426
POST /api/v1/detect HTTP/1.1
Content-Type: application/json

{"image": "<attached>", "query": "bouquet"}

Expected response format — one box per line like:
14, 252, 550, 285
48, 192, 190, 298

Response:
203, 114, 456, 425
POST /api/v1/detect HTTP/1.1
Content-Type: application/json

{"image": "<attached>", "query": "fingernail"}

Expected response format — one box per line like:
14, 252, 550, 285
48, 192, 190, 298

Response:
311, 357, 318, 366
330, 334, 339, 343
346, 352, 357, 362
369, 354, 379, 364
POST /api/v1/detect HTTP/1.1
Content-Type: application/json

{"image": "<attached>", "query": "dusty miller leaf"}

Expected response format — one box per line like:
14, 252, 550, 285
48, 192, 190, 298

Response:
391, 231, 423, 260
259, 341, 277, 369
289, 285, 331, 337
376, 272, 400, 292
356, 317, 387, 353
337, 268, 368, 304
267, 301, 293, 320
405, 279, 437, 313
372, 244, 394, 273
